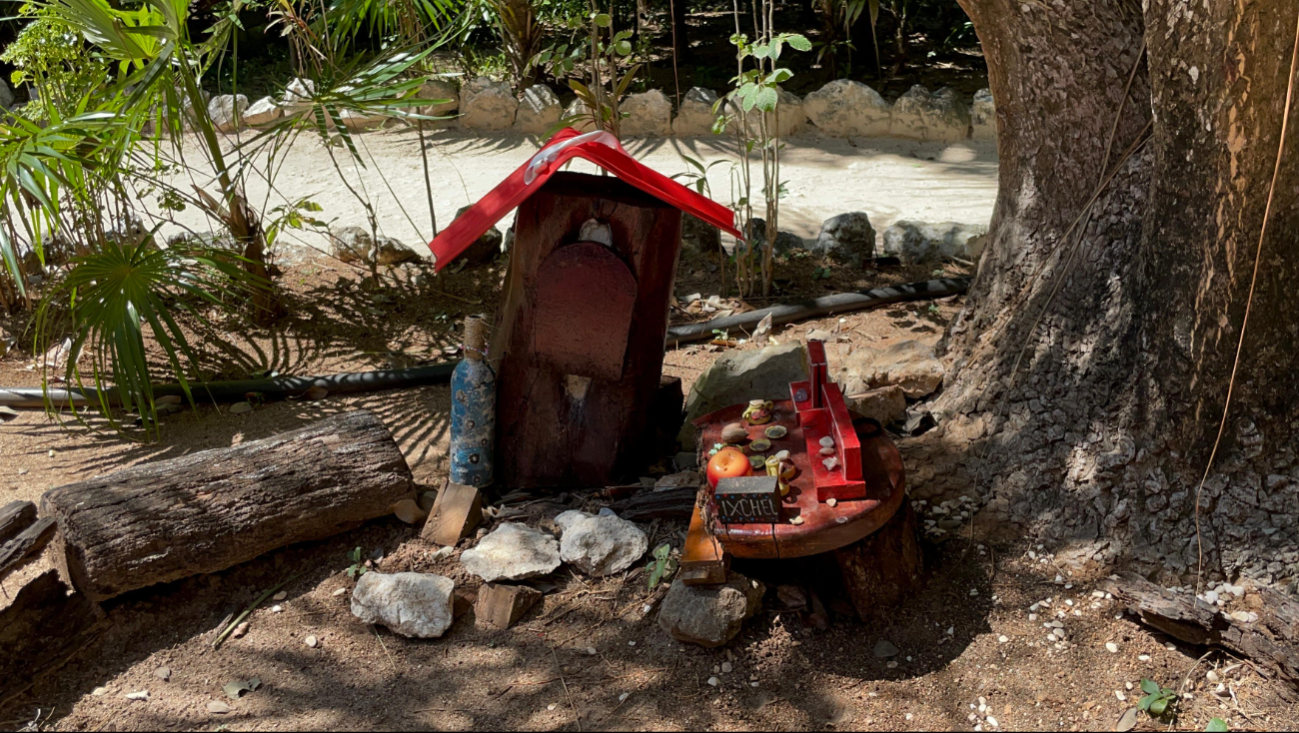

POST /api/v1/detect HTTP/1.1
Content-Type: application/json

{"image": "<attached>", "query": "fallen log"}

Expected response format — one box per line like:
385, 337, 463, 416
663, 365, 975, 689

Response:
0, 517, 56, 583
0, 570, 108, 707
0, 500, 37, 545
613, 487, 699, 521
1102, 572, 1299, 694
41, 410, 415, 602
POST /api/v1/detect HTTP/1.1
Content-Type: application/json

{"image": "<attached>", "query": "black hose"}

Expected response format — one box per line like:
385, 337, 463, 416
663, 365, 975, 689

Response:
665, 277, 971, 346
0, 363, 457, 409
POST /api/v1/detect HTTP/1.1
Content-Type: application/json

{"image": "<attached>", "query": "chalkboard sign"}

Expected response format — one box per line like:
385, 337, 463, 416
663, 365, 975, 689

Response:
714, 476, 781, 524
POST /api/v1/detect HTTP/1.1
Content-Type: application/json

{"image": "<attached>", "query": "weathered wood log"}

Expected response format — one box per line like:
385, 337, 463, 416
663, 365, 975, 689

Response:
0, 570, 108, 707
40, 410, 415, 602
0, 500, 37, 546
0, 517, 56, 583
614, 487, 698, 521
1102, 573, 1299, 694
834, 498, 923, 621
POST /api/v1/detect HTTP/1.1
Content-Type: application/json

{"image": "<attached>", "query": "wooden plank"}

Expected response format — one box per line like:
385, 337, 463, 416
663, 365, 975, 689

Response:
532, 242, 637, 381
422, 482, 483, 547
1102, 573, 1299, 695
40, 410, 415, 602
0, 517, 56, 583
0, 570, 108, 707
475, 583, 543, 630
680, 501, 727, 585
0, 500, 37, 546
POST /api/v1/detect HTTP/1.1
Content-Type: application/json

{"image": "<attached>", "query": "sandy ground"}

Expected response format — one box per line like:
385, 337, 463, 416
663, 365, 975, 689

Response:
1, 135, 1295, 731
151, 128, 999, 253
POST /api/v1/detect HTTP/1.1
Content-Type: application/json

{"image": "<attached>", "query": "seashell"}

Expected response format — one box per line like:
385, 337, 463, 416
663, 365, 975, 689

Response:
819, 436, 835, 448
820, 446, 836, 456
823, 456, 840, 471
774, 450, 790, 461
789, 515, 804, 526
721, 423, 748, 444
749, 438, 772, 453
748, 455, 767, 470
764, 425, 788, 439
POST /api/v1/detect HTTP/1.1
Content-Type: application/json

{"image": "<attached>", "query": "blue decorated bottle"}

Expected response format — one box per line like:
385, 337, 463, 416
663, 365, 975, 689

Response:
449, 316, 496, 487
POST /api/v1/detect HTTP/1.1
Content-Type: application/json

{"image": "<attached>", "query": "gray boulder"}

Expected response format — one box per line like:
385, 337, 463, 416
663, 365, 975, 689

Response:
329, 226, 374, 265
447, 205, 504, 266
350, 571, 455, 638
727, 88, 807, 139
460, 77, 517, 131
680, 343, 809, 446
244, 96, 283, 127
682, 213, 722, 254
813, 212, 876, 265
419, 79, 460, 117
657, 572, 765, 648
804, 80, 890, 138
672, 87, 719, 136
620, 89, 673, 136
0, 80, 13, 109
460, 523, 561, 582
562, 98, 597, 131
749, 218, 805, 255
845, 384, 908, 426
555, 510, 648, 576
208, 94, 248, 133
971, 88, 996, 141
515, 85, 562, 134
881, 220, 988, 263
836, 340, 944, 400
890, 85, 971, 143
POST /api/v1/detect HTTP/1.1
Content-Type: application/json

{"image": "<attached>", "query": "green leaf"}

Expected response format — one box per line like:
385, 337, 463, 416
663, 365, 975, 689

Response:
786, 34, 812, 52
1205, 718, 1229, 732
1138, 695, 1155, 712
593, 12, 611, 27
614, 40, 632, 56
754, 87, 779, 112
1139, 679, 1160, 696
1149, 697, 1168, 716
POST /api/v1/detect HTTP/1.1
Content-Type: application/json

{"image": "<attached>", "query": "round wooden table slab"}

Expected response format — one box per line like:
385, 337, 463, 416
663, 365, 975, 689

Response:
696, 399, 906, 559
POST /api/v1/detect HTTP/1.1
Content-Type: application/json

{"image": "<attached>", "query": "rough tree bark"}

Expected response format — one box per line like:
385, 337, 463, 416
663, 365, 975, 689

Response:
920, 0, 1299, 587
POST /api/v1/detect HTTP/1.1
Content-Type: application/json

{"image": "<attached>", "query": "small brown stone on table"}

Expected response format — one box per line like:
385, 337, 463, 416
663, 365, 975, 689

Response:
474, 583, 543, 630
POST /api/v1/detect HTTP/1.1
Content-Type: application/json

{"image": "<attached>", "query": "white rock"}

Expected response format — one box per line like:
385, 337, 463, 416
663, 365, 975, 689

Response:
562, 98, 597, 131
207, 94, 248, 133
672, 87, 720, 136
890, 85, 970, 143
125, 690, 149, 701
707, 676, 720, 686
620, 89, 673, 136
283, 78, 315, 109
305, 635, 318, 648
804, 80, 890, 138
350, 571, 455, 638
244, 96, 283, 127
881, 220, 988, 263
724, 88, 807, 139
515, 85, 562, 134
836, 340, 945, 400
997, 635, 1008, 643
1138, 654, 1151, 661
92, 686, 108, 696
1105, 642, 1119, 653
339, 108, 389, 131
460, 77, 517, 131
721, 662, 733, 673
460, 522, 561, 582
555, 510, 648, 576
971, 89, 995, 140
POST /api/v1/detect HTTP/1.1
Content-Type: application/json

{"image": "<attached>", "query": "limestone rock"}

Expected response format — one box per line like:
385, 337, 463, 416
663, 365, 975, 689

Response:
515, 85, 562, 134
339, 108, 388, 131
681, 343, 809, 446
813, 212, 876, 265
460, 77, 517, 131
328, 226, 375, 265
208, 94, 248, 133
374, 235, 422, 266
749, 218, 805, 255
845, 385, 908, 426
804, 80, 890, 138
282, 78, 315, 112
460, 522, 561, 582
0, 80, 13, 109
555, 510, 649, 576
890, 85, 971, 143
672, 87, 719, 136
447, 205, 504, 265
657, 572, 765, 648
837, 340, 944, 399
563, 98, 597, 131
727, 88, 806, 139
881, 220, 988, 263
971, 88, 996, 141
244, 97, 283, 127
620, 89, 673, 136
351, 571, 455, 638
419, 79, 460, 117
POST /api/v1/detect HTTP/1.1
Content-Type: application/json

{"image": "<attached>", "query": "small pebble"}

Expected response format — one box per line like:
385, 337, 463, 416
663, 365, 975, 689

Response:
154, 667, 171, 681
92, 687, 108, 697
707, 677, 720, 687
332, 588, 347, 597
1126, 682, 1134, 690
1028, 613, 1037, 622
586, 647, 598, 656
619, 692, 630, 702
721, 662, 733, 673
827, 498, 837, 508
997, 635, 1008, 644
548, 703, 558, 711
886, 661, 898, 669
272, 591, 287, 602
125, 691, 149, 701
1105, 642, 1119, 653
1115, 690, 1126, 701
1138, 654, 1151, 662
207, 701, 231, 714
305, 636, 318, 648
628, 641, 636, 647
790, 516, 805, 526
232, 622, 249, 638
986, 716, 999, 728
271, 605, 283, 613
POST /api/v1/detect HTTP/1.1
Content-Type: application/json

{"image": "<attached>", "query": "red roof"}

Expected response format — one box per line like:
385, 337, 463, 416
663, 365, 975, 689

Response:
427, 128, 743, 271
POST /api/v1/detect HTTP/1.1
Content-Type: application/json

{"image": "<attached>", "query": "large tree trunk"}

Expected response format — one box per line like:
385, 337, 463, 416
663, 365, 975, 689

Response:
40, 410, 415, 602
927, 0, 1299, 586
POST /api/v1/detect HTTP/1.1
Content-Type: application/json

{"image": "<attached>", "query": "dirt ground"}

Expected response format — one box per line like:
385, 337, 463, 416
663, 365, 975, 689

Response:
2, 178, 1297, 732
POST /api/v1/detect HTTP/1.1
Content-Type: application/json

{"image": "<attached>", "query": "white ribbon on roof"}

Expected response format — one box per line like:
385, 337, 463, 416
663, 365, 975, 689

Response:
523, 130, 622, 185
